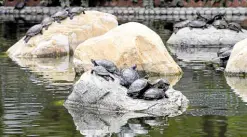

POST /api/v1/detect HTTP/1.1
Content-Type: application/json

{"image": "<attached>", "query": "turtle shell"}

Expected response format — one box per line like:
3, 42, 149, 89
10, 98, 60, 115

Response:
151, 79, 170, 91
91, 59, 119, 74
52, 10, 68, 19
218, 49, 231, 59
26, 24, 43, 36
121, 66, 139, 87
228, 22, 242, 32
70, 7, 84, 14
217, 46, 232, 57
174, 20, 190, 29
41, 17, 53, 26
143, 88, 166, 100
188, 20, 207, 28
127, 79, 149, 98
92, 66, 110, 76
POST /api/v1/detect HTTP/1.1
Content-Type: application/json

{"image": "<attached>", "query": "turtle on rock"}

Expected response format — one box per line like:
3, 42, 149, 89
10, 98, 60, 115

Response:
173, 20, 190, 34
91, 66, 114, 81
91, 59, 120, 75
188, 20, 208, 29
213, 19, 228, 29
151, 78, 170, 91
24, 24, 43, 43
41, 17, 54, 30
51, 9, 69, 23
127, 78, 151, 99
143, 88, 168, 100
120, 64, 140, 88
228, 22, 243, 33
68, 7, 85, 20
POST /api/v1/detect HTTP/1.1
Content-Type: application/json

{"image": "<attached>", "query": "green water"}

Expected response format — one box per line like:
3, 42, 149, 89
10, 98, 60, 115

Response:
0, 20, 247, 137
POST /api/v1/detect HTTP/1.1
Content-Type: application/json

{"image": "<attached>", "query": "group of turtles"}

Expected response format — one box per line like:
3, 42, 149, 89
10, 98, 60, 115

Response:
90, 59, 170, 100
23, 7, 85, 43
173, 12, 243, 33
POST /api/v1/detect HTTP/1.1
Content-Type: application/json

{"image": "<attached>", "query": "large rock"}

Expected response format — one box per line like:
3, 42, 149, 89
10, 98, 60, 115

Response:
167, 26, 247, 46
74, 22, 182, 75
226, 77, 247, 103
7, 11, 118, 58
64, 71, 189, 116
225, 38, 247, 75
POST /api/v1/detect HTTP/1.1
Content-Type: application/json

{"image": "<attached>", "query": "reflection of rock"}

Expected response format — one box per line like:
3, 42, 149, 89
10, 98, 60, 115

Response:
10, 56, 75, 85
167, 26, 247, 46
167, 44, 222, 62
74, 22, 182, 75
7, 11, 118, 58
225, 77, 247, 102
65, 71, 188, 116
64, 106, 170, 136
225, 38, 247, 75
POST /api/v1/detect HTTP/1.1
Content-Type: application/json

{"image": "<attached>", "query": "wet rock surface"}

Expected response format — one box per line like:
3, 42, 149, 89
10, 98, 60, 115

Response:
74, 22, 182, 75
64, 71, 189, 116
167, 26, 247, 46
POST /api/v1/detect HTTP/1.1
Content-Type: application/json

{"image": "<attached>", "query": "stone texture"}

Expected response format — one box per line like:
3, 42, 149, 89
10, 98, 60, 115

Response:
64, 71, 189, 116
7, 11, 118, 58
74, 22, 182, 75
225, 38, 247, 74
225, 77, 247, 102
167, 26, 247, 46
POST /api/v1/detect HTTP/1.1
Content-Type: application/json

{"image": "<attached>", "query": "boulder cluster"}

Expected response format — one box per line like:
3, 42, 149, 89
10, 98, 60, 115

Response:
90, 59, 170, 101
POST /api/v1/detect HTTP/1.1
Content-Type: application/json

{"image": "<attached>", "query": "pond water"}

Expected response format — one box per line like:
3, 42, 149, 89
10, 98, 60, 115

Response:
1, 17, 247, 137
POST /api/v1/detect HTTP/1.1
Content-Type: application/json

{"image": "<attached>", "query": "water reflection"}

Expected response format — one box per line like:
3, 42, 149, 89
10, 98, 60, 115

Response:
226, 76, 247, 103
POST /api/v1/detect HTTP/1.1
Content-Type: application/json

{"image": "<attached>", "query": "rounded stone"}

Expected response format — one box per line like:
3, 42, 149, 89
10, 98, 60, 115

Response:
160, 9, 167, 15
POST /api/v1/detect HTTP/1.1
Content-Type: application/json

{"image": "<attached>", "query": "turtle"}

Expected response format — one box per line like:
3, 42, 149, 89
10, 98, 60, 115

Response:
196, 12, 226, 25
120, 65, 140, 88
217, 47, 232, 67
150, 78, 170, 91
228, 22, 243, 33
143, 88, 167, 100
127, 78, 151, 99
91, 66, 114, 81
213, 19, 228, 29
91, 59, 120, 75
173, 20, 190, 34
188, 20, 208, 29
41, 17, 54, 30
68, 7, 85, 20
24, 24, 43, 43
51, 10, 69, 23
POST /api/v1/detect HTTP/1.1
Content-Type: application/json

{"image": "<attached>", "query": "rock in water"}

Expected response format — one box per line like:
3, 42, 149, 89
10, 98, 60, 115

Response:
74, 22, 182, 75
64, 71, 189, 116
167, 26, 247, 46
7, 11, 118, 58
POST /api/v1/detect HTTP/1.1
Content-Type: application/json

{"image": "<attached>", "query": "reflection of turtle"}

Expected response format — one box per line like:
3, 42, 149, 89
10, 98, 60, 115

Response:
213, 19, 228, 29
68, 7, 85, 20
173, 20, 190, 33
41, 17, 54, 30
120, 65, 139, 87
188, 20, 208, 29
24, 24, 43, 43
91, 66, 114, 81
127, 79, 151, 99
51, 10, 69, 23
91, 59, 119, 75
143, 88, 167, 100
151, 79, 170, 91
228, 22, 243, 33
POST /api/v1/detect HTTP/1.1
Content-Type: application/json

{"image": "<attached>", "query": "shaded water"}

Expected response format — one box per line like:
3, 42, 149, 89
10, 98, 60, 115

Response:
0, 17, 247, 137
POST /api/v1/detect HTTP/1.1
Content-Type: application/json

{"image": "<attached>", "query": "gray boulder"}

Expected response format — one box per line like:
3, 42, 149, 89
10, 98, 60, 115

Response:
167, 26, 247, 46
64, 71, 189, 116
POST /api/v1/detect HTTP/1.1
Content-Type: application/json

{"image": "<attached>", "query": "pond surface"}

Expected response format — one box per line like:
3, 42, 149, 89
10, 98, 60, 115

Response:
0, 17, 247, 137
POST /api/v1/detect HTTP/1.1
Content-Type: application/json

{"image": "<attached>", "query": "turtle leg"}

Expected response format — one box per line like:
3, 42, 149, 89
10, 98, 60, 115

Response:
40, 30, 43, 35
189, 27, 193, 30
45, 25, 49, 30
69, 14, 74, 20
82, 10, 85, 14
57, 19, 61, 24
102, 76, 110, 81
24, 36, 31, 43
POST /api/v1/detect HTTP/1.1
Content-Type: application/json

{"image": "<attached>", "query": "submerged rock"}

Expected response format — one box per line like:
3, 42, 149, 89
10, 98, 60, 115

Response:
74, 22, 182, 75
7, 11, 118, 58
167, 26, 247, 46
64, 71, 189, 116
225, 38, 247, 76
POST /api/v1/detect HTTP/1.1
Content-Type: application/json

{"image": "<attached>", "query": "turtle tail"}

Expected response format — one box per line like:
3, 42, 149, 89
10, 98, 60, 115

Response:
24, 36, 31, 43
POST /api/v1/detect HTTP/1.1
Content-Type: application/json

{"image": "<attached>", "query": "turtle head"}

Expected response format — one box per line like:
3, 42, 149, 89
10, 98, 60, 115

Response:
131, 64, 137, 70
91, 59, 97, 66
